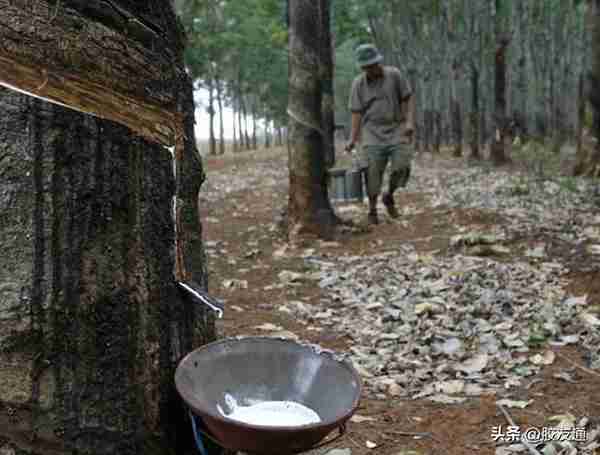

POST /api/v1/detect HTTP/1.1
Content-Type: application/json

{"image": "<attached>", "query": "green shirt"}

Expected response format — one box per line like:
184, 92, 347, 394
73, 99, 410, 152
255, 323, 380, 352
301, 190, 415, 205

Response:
349, 66, 412, 146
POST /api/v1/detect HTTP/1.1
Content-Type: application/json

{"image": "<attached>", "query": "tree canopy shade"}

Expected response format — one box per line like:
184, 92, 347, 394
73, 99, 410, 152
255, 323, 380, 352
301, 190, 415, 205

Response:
0, 0, 184, 147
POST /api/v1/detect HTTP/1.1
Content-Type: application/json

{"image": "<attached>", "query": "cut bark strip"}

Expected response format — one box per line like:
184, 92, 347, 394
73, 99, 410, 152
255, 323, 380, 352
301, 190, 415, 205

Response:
0, 0, 183, 146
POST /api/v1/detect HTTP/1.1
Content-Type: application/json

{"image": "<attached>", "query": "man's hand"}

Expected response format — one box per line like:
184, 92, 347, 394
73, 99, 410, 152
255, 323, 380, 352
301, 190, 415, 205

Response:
344, 141, 356, 154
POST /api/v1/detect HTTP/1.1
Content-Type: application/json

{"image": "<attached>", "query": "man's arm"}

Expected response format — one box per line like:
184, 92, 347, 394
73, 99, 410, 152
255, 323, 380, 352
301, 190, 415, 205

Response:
347, 77, 362, 152
349, 112, 362, 148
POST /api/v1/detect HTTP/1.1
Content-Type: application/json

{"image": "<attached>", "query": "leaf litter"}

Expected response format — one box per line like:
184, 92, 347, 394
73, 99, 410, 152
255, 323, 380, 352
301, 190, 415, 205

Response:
276, 164, 600, 399
277, 248, 599, 402
204, 154, 600, 454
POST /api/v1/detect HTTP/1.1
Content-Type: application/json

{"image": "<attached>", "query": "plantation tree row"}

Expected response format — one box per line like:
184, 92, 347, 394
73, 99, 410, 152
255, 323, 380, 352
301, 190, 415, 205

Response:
176, 0, 289, 155
339, 0, 590, 161
179, 0, 600, 172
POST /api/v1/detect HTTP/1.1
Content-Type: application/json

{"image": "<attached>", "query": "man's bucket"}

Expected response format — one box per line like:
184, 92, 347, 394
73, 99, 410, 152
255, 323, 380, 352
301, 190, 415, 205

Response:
328, 168, 364, 202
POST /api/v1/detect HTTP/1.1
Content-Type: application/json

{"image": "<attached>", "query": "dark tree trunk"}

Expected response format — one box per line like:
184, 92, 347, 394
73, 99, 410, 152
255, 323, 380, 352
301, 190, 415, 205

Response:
576, 72, 586, 162
265, 117, 271, 148
424, 109, 433, 153
433, 111, 442, 154
470, 65, 481, 160
237, 79, 244, 151
208, 77, 216, 155
481, 108, 488, 149
408, 69, 420, 153
252, 104, 258, 150
241, 95, 250, 150
575, 0, 600, 176
233, 104, 238, 153
320, 0, 335, 169
216, 77, 225, 155
287, 0, 338, 239
451, 99, 463, 157
0, 2, 213, 454
450, 61, 463, 157
0, 89, 209, 455
491, 1, 509, 166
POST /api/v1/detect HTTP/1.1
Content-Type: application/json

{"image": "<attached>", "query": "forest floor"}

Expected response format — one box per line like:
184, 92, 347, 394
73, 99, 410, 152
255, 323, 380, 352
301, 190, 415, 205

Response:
203, 144, 600, 455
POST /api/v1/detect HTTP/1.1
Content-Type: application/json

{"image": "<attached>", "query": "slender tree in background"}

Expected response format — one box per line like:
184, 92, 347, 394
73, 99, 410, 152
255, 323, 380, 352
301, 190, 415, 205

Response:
287, 0, 338, 238
217, 77, 226, 154
490, 0, 510, 165
575, 0, 600, 175
208, 73, 217, 154
0, 1, 212, 453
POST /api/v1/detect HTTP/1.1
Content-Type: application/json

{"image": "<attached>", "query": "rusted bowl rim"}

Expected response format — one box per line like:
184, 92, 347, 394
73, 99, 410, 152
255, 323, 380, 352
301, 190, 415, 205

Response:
175, 336, 363, 433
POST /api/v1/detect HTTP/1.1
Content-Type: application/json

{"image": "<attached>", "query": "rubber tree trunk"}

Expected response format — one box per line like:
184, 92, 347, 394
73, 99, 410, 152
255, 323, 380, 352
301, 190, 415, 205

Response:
490, 38, 509, 165
575, 0, 600, 176
450, 60, 463, 157
408, 69, 421, 153
0, 2, 213, 453
233, 104, 238, 153
433, 111, 442, 154
237, 77, 244, 151
424, 109, 433, 153
242, 96, 250, 150
515, 0, 529, 140
265, 115, 271, 148
470, 64, 481, 159
208, 76, 217, 156
320, 0, 335, 169
216, 76, 225, 155
490, 0, 509, 166
0, 90, 212, 455
287, 0, 337, 239
252, 103, 258, 150
576, 72, 586, 161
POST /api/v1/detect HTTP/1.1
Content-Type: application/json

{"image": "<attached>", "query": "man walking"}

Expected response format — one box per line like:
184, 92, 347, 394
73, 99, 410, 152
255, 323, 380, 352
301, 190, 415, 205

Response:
346, 44, 415, 225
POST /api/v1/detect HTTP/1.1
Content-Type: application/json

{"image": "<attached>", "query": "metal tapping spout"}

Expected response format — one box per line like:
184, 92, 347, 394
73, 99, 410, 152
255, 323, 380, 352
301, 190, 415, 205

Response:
177, 281, 224, 319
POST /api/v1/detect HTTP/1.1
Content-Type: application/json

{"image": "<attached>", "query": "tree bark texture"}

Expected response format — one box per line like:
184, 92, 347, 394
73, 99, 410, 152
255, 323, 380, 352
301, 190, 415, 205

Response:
491, 0, 509, 166
575, 71, 586, 167
233, 105, 238, 153
208, 78, 216, 156
470, 65, 481, 159
236, 80, 244, 151
319, 0, 335, 169
0, 90, 185, 455
516, 0, 529, 139
423, 109, 432, 153
287, 0, 337, 239
216, 79, 225, 155
242, 97, 250, 150
575, 0, 600, 176
0, 0, 184, 147
433, 111, 442, 154
450, 61, 463, 157
252, 103, 258, 150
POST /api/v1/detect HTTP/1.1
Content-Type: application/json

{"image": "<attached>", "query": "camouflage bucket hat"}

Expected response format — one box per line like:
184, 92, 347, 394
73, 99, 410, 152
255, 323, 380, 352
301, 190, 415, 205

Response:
355, 44, 383, 67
